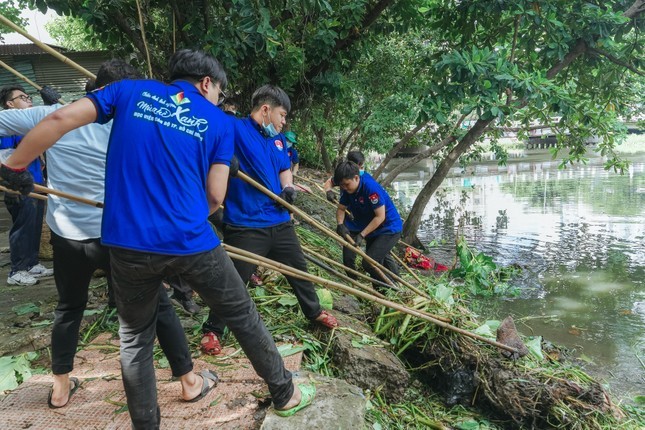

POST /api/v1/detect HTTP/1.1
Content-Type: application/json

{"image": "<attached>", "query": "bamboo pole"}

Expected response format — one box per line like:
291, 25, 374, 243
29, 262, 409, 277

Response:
0, 60, 66, 105
135, 0, 154, 78
226, 247, 516, 353
303, 252, 387, 299
225, 244, 451, 324
0, 184, 47, 201
300, 244, 393, 290
0, 14, 96, 79
237, 171, 407, 292
33, 184, 103, 208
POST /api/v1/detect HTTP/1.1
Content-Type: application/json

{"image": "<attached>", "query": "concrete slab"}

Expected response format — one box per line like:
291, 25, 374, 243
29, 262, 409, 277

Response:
261, 372, 366, 430
0, 332, 303, 429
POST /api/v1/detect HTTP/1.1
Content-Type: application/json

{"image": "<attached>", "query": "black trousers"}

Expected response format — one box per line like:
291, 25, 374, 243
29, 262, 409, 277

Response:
203, 222, 322, 335
342, 231, 401, 287
110, 245, 293, 428
49, 232, 192, 379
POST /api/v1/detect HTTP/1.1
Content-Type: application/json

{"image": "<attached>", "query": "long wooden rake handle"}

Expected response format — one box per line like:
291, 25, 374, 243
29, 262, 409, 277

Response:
0, 184, 47, 201
32, 184, 103, 208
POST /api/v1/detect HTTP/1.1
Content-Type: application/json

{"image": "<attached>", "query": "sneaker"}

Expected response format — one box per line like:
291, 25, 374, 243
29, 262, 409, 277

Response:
28, 264, 54, 278
8, 271, 38, 286
171, 297, 201, 314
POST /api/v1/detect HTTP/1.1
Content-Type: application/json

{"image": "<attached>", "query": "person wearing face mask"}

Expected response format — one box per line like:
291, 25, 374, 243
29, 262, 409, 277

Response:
200, 85, 338, 357
0, 85, 54, 286
284, 131, 299, 176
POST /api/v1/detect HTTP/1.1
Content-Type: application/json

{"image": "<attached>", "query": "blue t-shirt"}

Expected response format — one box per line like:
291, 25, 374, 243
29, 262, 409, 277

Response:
223, 117, 291, 227
339, 173, 402, 237
0, 135, 43, 184
86, 79, 234, 255
287, 146, 299, 164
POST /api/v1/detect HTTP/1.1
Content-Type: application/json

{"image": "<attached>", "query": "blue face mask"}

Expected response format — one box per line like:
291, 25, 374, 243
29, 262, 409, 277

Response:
262, 119, 279, 138
359, 169, 365, 175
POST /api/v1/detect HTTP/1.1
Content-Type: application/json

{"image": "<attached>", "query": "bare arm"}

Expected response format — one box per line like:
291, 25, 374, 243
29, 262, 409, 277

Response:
279, 169, 293, 188
206, 163, 230, 214
361, 205, 386, 237
336, 204, 347, 225
323, 177, 334, 192
5, 98, 97, 169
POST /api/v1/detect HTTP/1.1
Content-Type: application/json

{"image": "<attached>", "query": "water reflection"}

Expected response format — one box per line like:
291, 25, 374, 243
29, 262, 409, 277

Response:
390, 151, 645, 400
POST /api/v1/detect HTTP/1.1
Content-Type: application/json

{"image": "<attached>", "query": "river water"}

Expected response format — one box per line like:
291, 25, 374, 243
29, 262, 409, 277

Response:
388, 149, 645, 401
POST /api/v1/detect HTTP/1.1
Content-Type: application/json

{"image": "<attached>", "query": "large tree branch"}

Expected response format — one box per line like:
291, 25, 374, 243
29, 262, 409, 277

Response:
589, 47, 645, 77
380, 136, 455, 187
624, 0, 645, 19
306, 0, 394, 81
372, 119, 432, 179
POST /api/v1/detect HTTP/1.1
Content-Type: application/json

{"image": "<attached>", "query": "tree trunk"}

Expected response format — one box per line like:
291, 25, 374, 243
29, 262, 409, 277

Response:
316, 127, 333, 173
372, 121, 430, 180
401, 119, 493, 243
379, 137, 454, 187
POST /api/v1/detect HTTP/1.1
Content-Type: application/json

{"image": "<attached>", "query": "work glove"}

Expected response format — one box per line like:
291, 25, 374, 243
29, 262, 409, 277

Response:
326, 190, 338, 203
280, 186, 296, 204
354, 233, 365, 247
39, 85, 61, 105
0, 163, 34, 196
336, 223, 350, 239
229, 155, 239, 177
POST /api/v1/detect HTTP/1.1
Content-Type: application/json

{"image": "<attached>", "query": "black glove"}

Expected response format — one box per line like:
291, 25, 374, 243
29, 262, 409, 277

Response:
280, 186, 296, 204
39, 85, 61, 105
229, 155, 239, 177
354, 233, 365, 247
326, 190, 338, 203
336, 223, 350, 239
0, 163, 34, 196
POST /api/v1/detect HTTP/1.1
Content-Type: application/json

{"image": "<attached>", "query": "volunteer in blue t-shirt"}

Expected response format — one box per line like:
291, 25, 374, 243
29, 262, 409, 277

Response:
201, 85, 338, 355
284, 130, 299, 176
334, 160, 403, 288
1, 50, 311, 427
0, 84, 51, 287
323, 150, 365, 203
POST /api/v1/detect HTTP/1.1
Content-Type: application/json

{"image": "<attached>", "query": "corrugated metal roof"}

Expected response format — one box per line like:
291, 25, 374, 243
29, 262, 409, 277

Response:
0, 43, 67, 56
0, 51, 112, 98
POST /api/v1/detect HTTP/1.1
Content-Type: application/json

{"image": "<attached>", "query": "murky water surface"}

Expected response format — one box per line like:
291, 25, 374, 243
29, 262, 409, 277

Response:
389, 150, 645, 400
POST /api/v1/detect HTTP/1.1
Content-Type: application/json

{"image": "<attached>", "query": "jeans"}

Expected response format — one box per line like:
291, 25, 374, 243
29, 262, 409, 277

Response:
110, 245, 293, 430
50, 232, 193, 379
343, 232, 401, 288
4, 194, 44, 274
203, 222, 322, 335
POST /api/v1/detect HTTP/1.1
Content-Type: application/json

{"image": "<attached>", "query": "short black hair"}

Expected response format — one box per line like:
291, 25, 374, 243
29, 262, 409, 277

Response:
334, 161, 360, 185
251, 85, 291, 113
168, 49, 228, 90
95, 59, 142, 88
347, 150, 365, 166
0, 85, 27, 109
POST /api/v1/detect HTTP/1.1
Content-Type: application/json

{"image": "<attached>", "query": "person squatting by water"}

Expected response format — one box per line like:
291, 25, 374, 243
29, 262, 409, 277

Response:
200, 84, 338, 356
334, 160, 403, 289
1, 49, 314, 429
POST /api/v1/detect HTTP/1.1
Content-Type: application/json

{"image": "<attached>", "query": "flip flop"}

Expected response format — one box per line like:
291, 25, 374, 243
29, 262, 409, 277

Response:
185, 370, 219, 403
274, 383, 316, 417
47, 377, 80, 409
